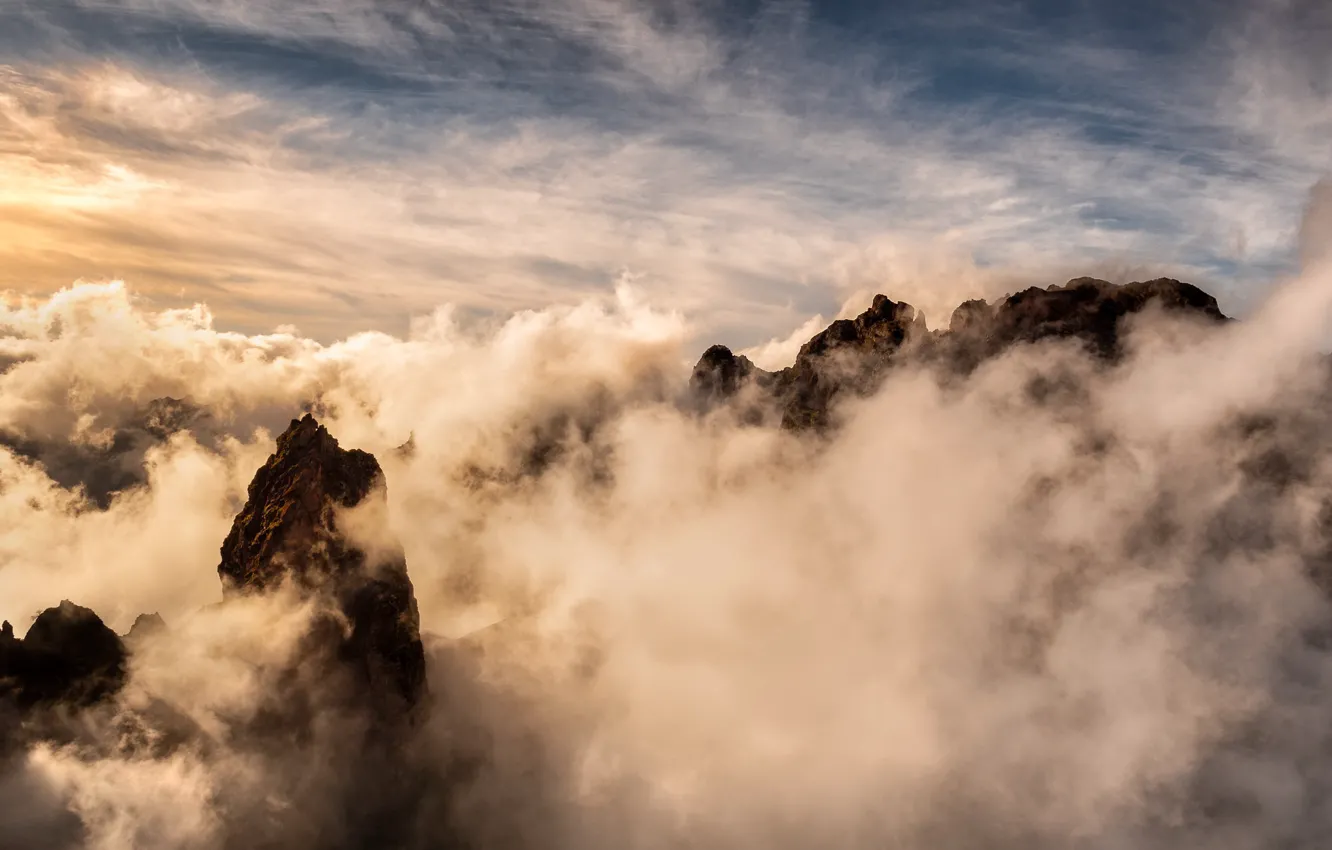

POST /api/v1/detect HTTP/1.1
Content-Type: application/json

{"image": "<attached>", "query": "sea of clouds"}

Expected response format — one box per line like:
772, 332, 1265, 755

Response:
1, 193, 1332, 847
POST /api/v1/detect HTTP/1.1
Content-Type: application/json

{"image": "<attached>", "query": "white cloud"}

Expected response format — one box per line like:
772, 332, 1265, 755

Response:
5, 251, 1332, 844
0, 1, 1328, 346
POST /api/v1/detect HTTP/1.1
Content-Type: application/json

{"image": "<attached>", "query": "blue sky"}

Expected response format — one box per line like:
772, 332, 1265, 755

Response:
0, 0, 1328, 349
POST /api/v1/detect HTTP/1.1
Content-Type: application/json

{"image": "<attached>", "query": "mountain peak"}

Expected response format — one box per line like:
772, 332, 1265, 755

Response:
218, 414, 426, 713
0, 600, 126, 709
219, 414, 384, 593
692, 277, 1230, 431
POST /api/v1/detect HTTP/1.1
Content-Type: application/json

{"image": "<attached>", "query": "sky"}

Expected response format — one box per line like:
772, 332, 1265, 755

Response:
10, 4, 1332, 844
0, 0, 1329, 349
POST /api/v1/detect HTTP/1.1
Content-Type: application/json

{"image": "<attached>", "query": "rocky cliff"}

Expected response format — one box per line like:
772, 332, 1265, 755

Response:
219, 414, 427, 715
692, 277, 1229, 430
3, 414, 427, 731
0, 278, 1229, 723
0, 601, 126, 712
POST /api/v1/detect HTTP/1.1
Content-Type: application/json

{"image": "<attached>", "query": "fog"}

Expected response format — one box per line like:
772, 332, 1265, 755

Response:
4, 233, 1332, 846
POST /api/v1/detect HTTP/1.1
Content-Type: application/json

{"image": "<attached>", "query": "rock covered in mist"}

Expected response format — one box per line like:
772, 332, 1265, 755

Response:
947, 276, 1227, 362
0, 395, 211, 508
2, 415, 427, 730
776, 294, 927, 430
0, 601, 126, 710
218, 413, 427, 714
690, 294, 927, 430
691, 345, 760, 403
692, 277, 1229, 430
136, 396, 207, 441
124, 612, 166, 643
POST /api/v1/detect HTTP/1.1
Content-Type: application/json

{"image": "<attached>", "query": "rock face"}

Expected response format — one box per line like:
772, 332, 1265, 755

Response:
124, 612, 166, 642
0, 601, 127, 710
691, 344, 760, 404
692, 277, 1229, 430
2, 414, 425, 730
776, 295, 927, 430
218, 414, 427, 714
693, 295, 927, 430
943, 277, 1227, 367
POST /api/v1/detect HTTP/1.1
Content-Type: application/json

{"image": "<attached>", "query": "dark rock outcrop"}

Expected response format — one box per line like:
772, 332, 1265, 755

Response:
124, 612, 166, 642
690, 295, 927, 430
218, 414, 427, 716
774, 295, 927, 430
0, 601, 126, 710
0, 396, 212, 508
0, 418, 436, 843
137, 396, 207, 441
943, 277, 1227, 368
692, 277, 1229, 430
2, 414, 426, 735
691, 345, 760, 404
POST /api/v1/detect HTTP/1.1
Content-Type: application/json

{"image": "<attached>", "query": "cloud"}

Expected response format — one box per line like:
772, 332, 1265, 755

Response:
0, 1, 1328, 347
2, 9, 1332, 837
4, 230, 1332, 844
1300, 178, 1332, 269
741, 312, 826, 370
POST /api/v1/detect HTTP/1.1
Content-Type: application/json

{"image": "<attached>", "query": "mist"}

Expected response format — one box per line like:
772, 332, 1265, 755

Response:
4, 238, 1332, 849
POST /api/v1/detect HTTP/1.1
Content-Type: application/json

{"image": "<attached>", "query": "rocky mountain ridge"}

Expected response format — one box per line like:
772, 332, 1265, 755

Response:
0, 276, 1232, 726
692, 276, 1228, 430
8, 275, 1332, 849
1, 414, 427, 738
0, 601, 126, 712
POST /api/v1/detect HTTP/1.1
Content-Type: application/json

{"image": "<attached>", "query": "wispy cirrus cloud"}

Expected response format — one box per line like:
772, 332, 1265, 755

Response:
0, 0, 1328, 348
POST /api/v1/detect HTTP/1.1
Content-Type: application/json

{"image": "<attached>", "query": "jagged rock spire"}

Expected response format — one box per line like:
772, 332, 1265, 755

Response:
219, 414, 426, 713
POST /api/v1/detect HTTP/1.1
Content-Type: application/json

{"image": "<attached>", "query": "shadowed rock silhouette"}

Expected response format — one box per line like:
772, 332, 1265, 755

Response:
692, 277, 1229, 430
219, 413, 427, 717
0, 600, 126, 711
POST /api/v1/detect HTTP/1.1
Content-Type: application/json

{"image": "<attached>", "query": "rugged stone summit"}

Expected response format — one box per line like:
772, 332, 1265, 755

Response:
943, 277, 1227, 367
777, 295, 927, 430
219, 414, 426, 713
2, 415, 426, 728
0, 600, 126, 710
694, 295, 927, 430
124, 612, 166, 642
691, 344, 760, 404
692, 277, 1229, 430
